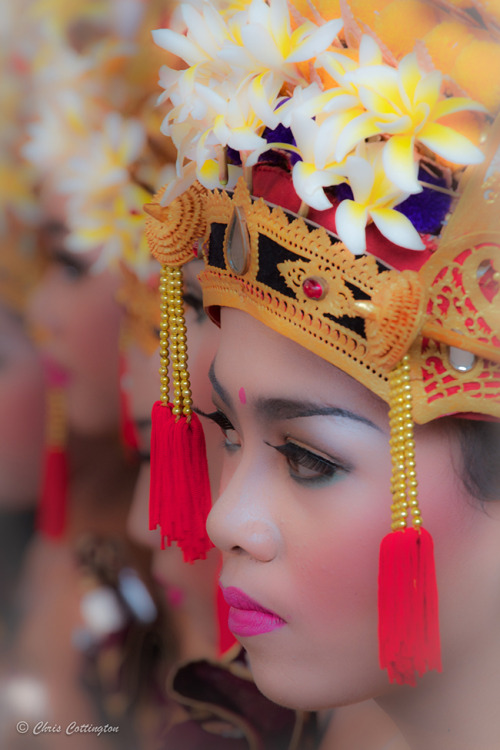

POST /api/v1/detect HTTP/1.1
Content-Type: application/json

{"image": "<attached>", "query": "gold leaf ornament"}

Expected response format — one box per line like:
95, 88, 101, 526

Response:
144, 181, 208, 266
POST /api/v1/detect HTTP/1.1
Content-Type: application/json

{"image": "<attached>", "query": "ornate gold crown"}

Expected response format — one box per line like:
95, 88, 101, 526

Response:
145, 114, 500, 424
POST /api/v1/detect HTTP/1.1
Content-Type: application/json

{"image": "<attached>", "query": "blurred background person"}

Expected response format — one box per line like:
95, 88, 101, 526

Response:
1, 2, 179, 748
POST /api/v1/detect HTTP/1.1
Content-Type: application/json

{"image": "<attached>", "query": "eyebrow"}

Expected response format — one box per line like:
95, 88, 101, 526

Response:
209, 359, 234, 411
255, 397, 383, 431
209, 360, 383, 433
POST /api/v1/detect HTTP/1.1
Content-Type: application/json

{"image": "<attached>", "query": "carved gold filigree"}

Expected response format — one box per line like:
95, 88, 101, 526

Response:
144, 181, 208, 266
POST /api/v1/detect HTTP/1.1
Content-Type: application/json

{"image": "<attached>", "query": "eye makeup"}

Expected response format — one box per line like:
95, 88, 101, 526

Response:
182, 290, 206, 323
195, 406, 240, 449
265, 439, 346, 485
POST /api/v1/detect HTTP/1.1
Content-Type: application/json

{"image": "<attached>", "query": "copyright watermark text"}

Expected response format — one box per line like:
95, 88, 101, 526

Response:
16, 720, 119, 737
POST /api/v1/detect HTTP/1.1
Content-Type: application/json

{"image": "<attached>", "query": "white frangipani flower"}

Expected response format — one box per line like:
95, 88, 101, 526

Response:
335, 143, 424, 255
289, 112, 346, 210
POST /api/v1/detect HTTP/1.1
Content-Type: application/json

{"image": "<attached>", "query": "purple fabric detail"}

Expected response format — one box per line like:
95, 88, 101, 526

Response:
259, 124, 301, 166
227, 147, 242, 166
333, 169, 451, 234
396, 169, 451, 233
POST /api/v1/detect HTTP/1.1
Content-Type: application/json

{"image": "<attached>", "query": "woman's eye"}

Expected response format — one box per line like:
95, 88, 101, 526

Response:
182, 291, 206, 323
51, 248, 88, 281
267, 440, 342, 485
196, 408, 241, 449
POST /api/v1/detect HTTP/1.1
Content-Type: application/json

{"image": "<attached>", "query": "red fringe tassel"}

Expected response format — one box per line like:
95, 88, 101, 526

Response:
378, 527, 442, 686
37, 447, 68, 539
149, 401, 213, 563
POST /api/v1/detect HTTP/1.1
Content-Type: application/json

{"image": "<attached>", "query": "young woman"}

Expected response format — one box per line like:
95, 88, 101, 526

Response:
146, 2, 500, 748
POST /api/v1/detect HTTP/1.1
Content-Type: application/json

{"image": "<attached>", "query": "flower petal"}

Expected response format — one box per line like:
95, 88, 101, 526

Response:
370, 207, 425, 250
346, 65, 400, 105
335, 111, 380, 162
335, 199, 369, 254
383, 135, 420, 194
359, 34, 382, 66
181, 5, 222, 59
433, 97, 488, 120
292, 161, 334, 210
152, 28, 204, 65
344, 154, 373, 205
286, 19, 343, 63
249, 74, 281, 129
414, 70, 441, 111
240, 25, 283, 68
418, 122, 484, 164
397, 52, 422, 105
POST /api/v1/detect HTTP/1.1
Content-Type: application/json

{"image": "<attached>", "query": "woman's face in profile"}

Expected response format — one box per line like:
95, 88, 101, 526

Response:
28, 217, 123, 436
206, 307, 500, 712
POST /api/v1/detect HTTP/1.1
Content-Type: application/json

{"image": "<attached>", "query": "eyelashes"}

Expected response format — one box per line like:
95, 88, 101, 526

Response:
265, 440, 343, 484
197, 406, 345, 486
195, 407, 234, 432
182, 291, 206, 323
51, 248, 88, 280
195, 407, 240, 448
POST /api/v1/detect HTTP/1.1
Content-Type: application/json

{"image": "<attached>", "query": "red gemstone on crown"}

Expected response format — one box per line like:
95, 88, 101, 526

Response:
303, 278, 325, 299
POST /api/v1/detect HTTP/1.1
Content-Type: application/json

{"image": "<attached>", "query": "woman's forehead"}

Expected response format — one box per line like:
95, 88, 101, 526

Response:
215, 307, 389, 423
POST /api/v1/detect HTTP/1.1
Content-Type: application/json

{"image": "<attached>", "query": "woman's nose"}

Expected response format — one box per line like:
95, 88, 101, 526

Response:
206, 458, 280, 563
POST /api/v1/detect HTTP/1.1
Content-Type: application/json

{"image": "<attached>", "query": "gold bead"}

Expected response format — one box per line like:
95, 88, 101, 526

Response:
413, 517, 423, 527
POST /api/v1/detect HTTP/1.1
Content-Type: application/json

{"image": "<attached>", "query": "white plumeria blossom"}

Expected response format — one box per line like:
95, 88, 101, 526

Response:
59, 113, 145, 211
153, 0, 486, 255
341, 48, 486, 193
335, 143, 424, 255
154, 0, 343, 189
288, 111, 346, 210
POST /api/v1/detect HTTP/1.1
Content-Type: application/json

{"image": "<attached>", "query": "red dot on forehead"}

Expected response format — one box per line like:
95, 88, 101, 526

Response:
238, 387, 247, 405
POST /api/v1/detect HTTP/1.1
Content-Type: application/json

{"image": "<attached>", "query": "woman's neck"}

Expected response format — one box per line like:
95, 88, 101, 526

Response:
377, 646, 500, 750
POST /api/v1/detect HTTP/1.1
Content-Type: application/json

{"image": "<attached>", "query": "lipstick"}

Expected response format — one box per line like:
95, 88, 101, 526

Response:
221, 586, 286, 637
41, 357, 71, 387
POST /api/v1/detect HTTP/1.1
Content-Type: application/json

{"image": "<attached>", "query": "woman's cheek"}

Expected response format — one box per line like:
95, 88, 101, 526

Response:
0, 356, 45, 504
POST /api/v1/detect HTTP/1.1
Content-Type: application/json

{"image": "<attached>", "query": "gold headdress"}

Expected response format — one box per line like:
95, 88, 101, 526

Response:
145, 0, 500, 684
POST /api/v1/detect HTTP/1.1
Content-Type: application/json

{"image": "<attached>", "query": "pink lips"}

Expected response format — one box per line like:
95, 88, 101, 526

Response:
41, 357, 71, 387
221, 586, 286, 637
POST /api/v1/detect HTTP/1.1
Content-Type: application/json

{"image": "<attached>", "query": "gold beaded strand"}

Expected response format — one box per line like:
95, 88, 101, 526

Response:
388, 355, 422, 532
158, 264, 193, 419
158, 265, 170, 407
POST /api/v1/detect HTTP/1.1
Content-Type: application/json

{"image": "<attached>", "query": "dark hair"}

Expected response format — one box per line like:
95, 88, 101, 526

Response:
450, 418, 500, 502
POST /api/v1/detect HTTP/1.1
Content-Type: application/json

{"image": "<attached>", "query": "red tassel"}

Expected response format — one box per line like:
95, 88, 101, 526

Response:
378, 526, 441, 686
149, 400, 174, 534
37, 447, 68, 539
149, 403, 212, 562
